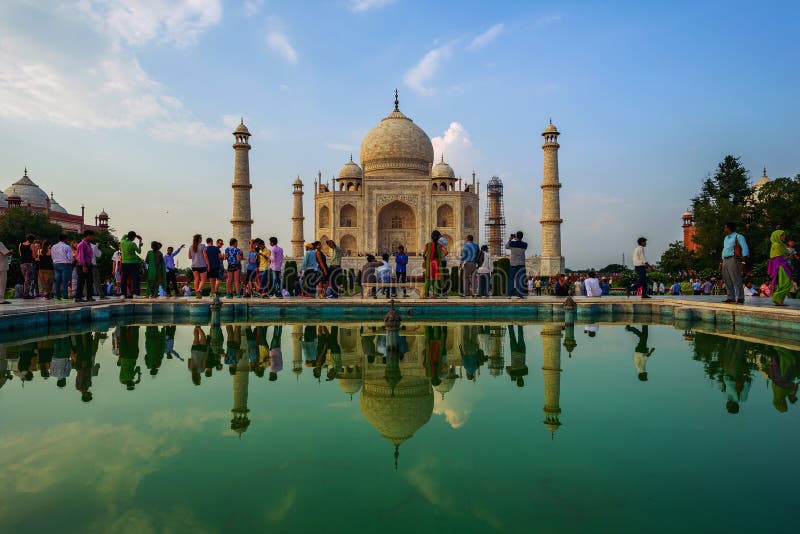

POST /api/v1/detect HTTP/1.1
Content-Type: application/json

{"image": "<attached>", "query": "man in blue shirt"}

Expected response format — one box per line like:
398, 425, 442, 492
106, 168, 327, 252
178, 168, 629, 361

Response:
394, 245, 409, 297
721, 222, 749, 304
460, 234, 479, 297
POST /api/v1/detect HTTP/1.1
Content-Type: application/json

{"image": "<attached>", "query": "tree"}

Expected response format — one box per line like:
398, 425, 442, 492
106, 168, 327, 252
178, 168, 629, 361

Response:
599, 263, 626, 274
0, 207, 62, 249
749, 175, 800, 261
657, 241, 696, 275
691, 155, 752, 269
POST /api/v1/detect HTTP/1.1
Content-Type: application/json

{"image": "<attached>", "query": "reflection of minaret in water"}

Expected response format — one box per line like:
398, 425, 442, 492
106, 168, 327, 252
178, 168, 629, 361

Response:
291, 325, 303, 379
231, 354, 251, 436
541, 323, 563, 435
487, 326, 505, 377
563, 311, 577, 357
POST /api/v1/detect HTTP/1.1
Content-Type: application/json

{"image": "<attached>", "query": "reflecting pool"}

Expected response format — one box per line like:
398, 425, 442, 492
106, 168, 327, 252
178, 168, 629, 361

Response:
1, 318, 799, 533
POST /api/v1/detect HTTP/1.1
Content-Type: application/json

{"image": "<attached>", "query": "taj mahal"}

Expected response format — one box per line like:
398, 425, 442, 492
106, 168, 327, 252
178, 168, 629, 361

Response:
230, 91, 565, 276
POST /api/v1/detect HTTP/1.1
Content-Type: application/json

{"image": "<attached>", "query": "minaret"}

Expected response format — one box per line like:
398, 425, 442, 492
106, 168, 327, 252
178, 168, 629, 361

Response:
487, 325, 505, 377
485, 176, 506, 257
541, 323, 563, 435
230, 354, 251, 435
291, 177, 305, 258
231, 119, 253, 247
540, 120, 564, 276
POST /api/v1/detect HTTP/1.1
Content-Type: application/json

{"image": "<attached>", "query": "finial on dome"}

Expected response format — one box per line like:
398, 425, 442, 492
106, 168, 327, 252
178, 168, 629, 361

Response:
24, 166, 28, 176
549, 117, 552, 125
350, 154, 353, 162
440, 154, 444, 163
394, 88, 399, 111
394, 445, 399, 470
240, 117, 244, 125
763, 165, 767, 176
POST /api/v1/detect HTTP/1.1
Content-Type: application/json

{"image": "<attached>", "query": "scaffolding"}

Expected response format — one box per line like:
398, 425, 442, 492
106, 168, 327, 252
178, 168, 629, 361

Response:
484, 176, 506, 257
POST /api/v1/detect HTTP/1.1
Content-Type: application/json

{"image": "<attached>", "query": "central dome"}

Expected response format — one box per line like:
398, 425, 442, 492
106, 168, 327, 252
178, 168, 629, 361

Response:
360, 99, 434, 177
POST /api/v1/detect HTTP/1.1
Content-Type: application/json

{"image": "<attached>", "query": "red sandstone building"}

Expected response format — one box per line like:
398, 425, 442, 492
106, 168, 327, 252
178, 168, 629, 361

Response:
1, 168, 109, 233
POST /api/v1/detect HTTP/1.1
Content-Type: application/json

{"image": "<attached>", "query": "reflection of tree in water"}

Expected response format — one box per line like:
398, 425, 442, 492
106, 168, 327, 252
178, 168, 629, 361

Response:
691, 333, 800, 413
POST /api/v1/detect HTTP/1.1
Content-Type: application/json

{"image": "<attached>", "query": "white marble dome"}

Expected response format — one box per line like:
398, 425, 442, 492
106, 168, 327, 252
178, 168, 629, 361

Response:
3, 171, 50, 209
360, 101, 434, 177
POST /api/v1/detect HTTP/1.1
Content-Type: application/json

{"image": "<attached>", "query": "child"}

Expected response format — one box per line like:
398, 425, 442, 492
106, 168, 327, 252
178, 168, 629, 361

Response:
182, 282, 192, 297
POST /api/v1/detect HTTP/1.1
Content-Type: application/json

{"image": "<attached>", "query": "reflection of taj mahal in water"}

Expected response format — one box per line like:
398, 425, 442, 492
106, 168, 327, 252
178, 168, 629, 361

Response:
231, 316, 566, 466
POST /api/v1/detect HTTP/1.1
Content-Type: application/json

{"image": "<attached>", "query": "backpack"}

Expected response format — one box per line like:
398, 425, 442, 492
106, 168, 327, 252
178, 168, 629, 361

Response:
475, 248, 485, 267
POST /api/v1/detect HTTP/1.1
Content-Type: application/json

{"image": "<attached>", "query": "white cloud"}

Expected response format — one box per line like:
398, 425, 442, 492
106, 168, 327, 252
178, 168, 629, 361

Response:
349, 0, 396, 13
279, 83, 289, 91
78, 0, 223, 48
0, 4, 226, 144
431, 122, 477, 173
244, 0, 264, 17
467, 23, 504, 51
403, 43, 453, 95
266, 31, 298, 64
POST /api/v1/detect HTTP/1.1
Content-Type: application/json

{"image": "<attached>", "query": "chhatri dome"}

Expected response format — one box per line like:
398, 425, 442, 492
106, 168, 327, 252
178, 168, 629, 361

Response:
359, 90, 434, 176
234, 118, 250, 135
48, 193, 67, 214
338, 155, 363, 180
431, 155, 456, 180
4, 168, 50, 209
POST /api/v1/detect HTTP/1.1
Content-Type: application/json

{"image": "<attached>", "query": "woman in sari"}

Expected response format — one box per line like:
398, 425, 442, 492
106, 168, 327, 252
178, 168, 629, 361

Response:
422, 230, 445, 298
145, 241, 166, 298
768, 229, 793, 306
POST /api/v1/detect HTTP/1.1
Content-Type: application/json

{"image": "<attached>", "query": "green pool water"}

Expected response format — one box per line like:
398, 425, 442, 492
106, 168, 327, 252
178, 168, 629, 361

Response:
1, 319, 798, 533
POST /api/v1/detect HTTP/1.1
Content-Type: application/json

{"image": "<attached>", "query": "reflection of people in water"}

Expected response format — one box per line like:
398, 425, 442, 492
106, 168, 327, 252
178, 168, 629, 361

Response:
51, 336, 73, 388
424, 325, 448, 386
164, 325, 182, 361
769, 347, 798, 413
189, 326, 207, 386
118, 325, 142, 391
626, 325, 655, 381
269, 325, 283, 382
460, 325, 483, 381
206, 326, 223, 377
16, 342, 35, 382
73, 332, 99, 401
360, 326, 379, 364
719, 339, 750, 414
245, 326, 258, 372
302, 325, 319, 367
36, 339, 53, 379
144, 326, 166, 377
506, 325, 528, 387
325, 326, 342, 382
225, 325, 243, 375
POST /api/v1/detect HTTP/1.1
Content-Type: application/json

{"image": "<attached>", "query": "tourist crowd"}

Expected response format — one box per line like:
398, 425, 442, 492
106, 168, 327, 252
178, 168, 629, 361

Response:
0, 222, 795, 305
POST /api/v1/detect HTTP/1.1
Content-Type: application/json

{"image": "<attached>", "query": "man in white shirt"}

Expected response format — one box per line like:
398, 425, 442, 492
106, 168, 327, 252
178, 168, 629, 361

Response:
50, 234, 74, 301
584, 271, 602, 297
627, 237, 652, 299
0, 241, 13, 304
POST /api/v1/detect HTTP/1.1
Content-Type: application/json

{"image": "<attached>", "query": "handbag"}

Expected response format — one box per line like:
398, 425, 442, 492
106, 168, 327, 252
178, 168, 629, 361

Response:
733, 234, 743, 259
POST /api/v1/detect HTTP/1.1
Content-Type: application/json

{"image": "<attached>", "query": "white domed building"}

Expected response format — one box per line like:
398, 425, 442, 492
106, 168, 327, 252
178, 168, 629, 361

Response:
311, 92, 480, 258
2, 168, 109, 233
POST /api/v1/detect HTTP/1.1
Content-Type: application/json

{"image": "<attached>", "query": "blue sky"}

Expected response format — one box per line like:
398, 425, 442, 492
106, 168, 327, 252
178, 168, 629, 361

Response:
0, 0, 797, 268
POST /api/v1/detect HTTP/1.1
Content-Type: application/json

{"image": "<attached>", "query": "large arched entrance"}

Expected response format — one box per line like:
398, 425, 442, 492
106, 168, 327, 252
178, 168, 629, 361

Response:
378, 201, 417, 255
